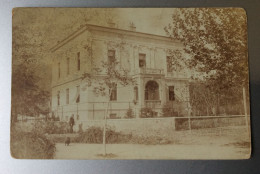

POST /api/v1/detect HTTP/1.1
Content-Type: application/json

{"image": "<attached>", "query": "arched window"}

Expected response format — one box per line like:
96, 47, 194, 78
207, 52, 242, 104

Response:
145, 81, 159, 100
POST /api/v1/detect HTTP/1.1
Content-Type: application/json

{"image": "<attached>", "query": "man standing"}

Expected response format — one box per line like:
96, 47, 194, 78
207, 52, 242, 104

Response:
69, 114, 75, 133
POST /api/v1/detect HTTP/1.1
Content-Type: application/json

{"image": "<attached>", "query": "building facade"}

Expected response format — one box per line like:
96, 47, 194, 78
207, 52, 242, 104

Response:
50, 24, 190, 124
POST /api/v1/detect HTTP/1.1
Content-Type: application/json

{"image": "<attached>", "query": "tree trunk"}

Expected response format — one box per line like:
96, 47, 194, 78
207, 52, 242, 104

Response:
103, 89, 112, 155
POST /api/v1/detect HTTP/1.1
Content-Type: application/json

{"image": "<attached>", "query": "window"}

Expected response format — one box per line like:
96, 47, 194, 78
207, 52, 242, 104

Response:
57, 91, 60, 106
139, 53, 146, 68
66, 88, 69, 104
109, 83, 117, 101
76, 86, 80, 103
58, 62, 61, 78
77, 52, 80, 71
108, 50, 116, 65
169, 86, 175, 101
145, 81, 159, 100
134, 86, 138, 101
66, 58, 70, 75
167, 56, 173, 72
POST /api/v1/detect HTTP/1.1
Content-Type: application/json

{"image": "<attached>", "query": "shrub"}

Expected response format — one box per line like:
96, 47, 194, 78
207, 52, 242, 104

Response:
161, 102, 179, 117
140, 107, 157, 118
75, 126, 177, 145
75, 126, 132, 144
33, 120, 69, 134
46, 134, 78, 143
11, 128, 56, 159
125, 108, 135, 119
175, 118, 189, 130
76, 126, 103, 143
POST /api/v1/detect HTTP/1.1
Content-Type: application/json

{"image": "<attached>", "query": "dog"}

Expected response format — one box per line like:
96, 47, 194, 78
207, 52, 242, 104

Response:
65, 137, 70, 146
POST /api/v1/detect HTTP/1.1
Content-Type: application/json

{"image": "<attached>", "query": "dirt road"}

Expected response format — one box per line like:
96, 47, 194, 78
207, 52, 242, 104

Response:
54, 126, 250, 159
54, 143, 249, 159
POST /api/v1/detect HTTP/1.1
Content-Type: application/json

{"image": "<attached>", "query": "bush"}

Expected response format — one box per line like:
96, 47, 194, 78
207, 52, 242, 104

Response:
175, 118, 189, 130
33, 120, 69, 134
75, 126, 176, 145
125, 108, 135, 119
75, 126, 132, 144
46, 134, 78, 143
161, 102, 179, 117
11, 128, 56, 159
140, 107, 157, 118
76, 126, 103, 143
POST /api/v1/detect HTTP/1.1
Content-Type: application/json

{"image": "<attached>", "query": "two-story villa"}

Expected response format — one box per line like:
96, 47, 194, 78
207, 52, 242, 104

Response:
50, 24, 190, 124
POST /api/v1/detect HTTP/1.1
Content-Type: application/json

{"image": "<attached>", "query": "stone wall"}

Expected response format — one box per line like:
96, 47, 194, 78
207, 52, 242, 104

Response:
80, 117, 176, 136
78, 115, 247, 136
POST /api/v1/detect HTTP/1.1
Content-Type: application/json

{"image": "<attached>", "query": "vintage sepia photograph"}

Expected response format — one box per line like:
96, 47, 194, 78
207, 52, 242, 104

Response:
11, 8, 250, 159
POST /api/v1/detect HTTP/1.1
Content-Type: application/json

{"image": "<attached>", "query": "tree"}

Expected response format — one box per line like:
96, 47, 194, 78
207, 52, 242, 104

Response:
12, 25, 50, 125
81, 42, 135, 155
12, 61, 50, 123
165, 8, 248, 91
12, 9, 119, 125
189, 82, 218, 116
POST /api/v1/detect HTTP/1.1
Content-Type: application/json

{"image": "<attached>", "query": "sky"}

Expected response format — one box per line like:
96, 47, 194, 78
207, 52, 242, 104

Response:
13, 8, 176, 62
12, 8, 177, 90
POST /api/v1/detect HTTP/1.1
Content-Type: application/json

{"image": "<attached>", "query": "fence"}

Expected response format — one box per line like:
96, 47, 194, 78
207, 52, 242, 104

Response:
55, 101, 139, 121
78, 114, 249, 136
53, 100, 248, 122
16, 113, 250, 137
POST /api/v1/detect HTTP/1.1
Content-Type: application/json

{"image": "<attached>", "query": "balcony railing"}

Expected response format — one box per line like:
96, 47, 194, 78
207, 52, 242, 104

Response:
134, 68, 164, 75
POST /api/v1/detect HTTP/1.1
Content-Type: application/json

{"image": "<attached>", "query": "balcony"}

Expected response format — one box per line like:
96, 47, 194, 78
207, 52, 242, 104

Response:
134, 68, 164, 75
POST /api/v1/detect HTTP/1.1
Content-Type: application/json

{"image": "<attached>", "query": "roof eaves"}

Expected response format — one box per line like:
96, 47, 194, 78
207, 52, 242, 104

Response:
50, 25, 88, 52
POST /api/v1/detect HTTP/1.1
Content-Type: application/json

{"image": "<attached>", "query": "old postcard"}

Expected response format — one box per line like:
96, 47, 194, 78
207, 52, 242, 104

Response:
11, 8, 251, 159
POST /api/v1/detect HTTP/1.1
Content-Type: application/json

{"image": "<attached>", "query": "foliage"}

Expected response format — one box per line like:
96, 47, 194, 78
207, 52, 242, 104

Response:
75, 126, 176, 145
161, 102, 179, 117
81, 48, 135, 97
189, 81, 245, 116
32, 120, 69, 134
11, 62, 50, 123
12, 9, 118, 124
11, 128, 56, 159
125, 108, 135, 119
165, 8, 248, 90
140, 107, 157, 118
12, 24, 50, 124
175, 117, 246, 130
75, 126, 132, 144
80, 41, 136, 154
